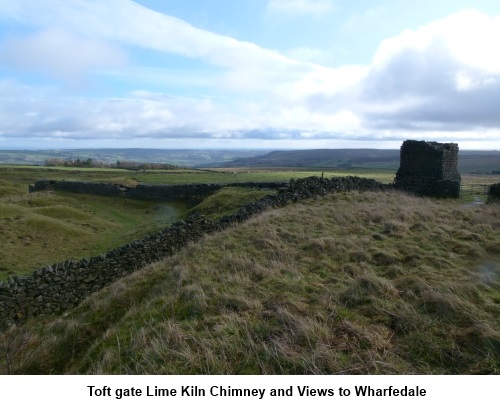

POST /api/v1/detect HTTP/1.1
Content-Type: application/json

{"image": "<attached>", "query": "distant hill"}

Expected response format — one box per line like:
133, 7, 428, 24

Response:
458, 151, 500, 173
2, 148, 500, 173
0, 149, 273, 168
200, 149, 401, 169
205, 148, 500, 173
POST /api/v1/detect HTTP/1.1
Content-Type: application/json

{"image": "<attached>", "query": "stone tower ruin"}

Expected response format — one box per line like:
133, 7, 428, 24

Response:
394, 140, 461, 198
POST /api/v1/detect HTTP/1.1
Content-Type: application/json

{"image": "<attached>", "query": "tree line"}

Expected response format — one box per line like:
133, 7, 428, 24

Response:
44, 158, 180, 170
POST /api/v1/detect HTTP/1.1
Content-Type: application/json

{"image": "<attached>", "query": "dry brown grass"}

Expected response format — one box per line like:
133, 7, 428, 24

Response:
2, 190, 499, 374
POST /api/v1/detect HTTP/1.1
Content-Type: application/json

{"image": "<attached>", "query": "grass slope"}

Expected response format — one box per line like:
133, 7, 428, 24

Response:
0, 179, 25, 197
0, 192, 185, 278
0, 179, 283, 279
3, 191, 499, 374
188, 187, 278, 219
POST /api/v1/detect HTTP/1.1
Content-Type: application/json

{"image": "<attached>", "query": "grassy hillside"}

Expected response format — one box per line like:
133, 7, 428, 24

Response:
187, 187, 278, 219
0, 192, 185, 279
0, 179, 25, 197
0, 174, 282, 279
2, 190, 499, 374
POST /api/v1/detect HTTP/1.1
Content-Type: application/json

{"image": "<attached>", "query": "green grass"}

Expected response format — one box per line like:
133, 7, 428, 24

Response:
0, 177, 278, 279
188, 187, 278, 219
0, 179, 26, 197
0, 192, 186, 279
1, 164, 498, 279
0, 164, 397, 186
3, 190, 499, 374
2, 164, 499, 191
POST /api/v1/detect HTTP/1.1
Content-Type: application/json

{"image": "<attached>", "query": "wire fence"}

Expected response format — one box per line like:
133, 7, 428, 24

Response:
460, 183, 491, 197
0, 190, 54, 203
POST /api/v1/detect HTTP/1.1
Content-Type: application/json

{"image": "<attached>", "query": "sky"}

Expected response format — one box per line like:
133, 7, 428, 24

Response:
1, 0, 500, 150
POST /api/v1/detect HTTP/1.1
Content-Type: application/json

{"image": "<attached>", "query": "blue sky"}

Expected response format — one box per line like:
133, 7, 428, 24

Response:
1, 0, 500, 149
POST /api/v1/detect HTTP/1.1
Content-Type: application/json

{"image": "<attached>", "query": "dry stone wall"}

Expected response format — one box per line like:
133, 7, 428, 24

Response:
394, 140, 461, 198
0, 176, 385, 327
29, 180, 288, 207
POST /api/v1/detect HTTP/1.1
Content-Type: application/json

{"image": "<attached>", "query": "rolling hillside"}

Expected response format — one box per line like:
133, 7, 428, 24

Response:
0, 149, 272, 167
2, 190, 499, 374
203, 149, 401, 169
208, 149, 500, 174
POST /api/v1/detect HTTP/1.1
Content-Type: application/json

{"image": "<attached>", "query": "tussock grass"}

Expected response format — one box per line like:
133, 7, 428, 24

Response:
2, 190, 500, 374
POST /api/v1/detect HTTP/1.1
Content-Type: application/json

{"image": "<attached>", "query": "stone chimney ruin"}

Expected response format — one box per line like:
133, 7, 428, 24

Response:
394, 140, 461, 198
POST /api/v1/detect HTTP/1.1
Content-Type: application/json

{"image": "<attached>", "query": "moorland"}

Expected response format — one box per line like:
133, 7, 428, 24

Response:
0, 148, 499, 374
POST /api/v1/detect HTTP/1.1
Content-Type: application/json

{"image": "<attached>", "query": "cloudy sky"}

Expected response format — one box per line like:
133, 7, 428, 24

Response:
1, 0, 500, 150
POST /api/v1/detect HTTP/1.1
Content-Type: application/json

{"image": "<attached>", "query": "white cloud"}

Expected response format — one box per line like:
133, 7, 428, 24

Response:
1, 0, 306, 72
1, 3, 500, 149
0, 28, 127, 82
286, 64, 367, 102
285, 47, 333, 64
267, 0, 337, 17
359, 9, 500, 131
0, 82, 257, 139
372, 9, 500, 73
2, 76, 500, 149
263, 9, 500, 144
0, 0, 325, 98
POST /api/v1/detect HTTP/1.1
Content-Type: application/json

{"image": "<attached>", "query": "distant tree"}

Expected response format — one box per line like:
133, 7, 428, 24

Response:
44, 158, 66, 166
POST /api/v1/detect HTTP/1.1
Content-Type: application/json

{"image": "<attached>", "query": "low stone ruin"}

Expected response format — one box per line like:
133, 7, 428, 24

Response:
488, 183, 500, 203
394, 140, 461, 198
29, 180, 288, 207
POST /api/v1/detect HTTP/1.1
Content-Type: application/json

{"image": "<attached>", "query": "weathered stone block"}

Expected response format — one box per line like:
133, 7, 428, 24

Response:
488, 183, 500, 203
394, 140, 461, 198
